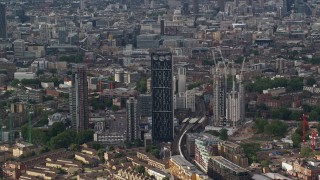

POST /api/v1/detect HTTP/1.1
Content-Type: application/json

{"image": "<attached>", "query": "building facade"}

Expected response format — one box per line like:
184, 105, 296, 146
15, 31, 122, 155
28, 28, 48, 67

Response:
138, 94, 152, 117
0, 3, 6, 39
127, 97, 139, 142
69, 64, 89, 132
177, 67, 186, 93
207, 156, 251, 180
151, 50, 174, 143
213, 63, 227, 126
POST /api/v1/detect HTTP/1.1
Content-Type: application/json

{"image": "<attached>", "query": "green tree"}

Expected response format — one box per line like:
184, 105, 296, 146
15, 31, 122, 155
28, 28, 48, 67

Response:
32, 129, 48, 145
264, 119, 288, 137
49, 130, 77, 149
309, 110, 319, 121
219, 128, 228, 140
134, 139, 143, 147
92, 143, 103, 150
49, 69, 57, 74
11, 79, 20, 86
291, 133, 302, 148
136, 77, 147, 93
301, 146, 313, 157
261, 160, 269, 167
306, 77, 316, 86
240, 143, 260, 164
151, 148, 160, 159
48, 122, 65, 138
108, 145, 115, 151
162, 177, 170, 180
134, 165, 145, 174
76, 130, 94, 144
98, 148, 106, 162
70, 143, 79, 151
206, 130, 220, 136
253, 119, 268, 133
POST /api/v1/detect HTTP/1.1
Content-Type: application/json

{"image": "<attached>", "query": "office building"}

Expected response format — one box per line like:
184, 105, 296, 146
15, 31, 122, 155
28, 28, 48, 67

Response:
58, 27, 68, 44
127, 97, 139, 142
13, 39, 25, 58
151, 50, 174, 143
177, 67, 186, 93
186, 89, 196, 112
213, 63, 227, 126
0, 3, 6, 39
218, 0, 225, 12
207, 156, 251, 180
138, 94, 152, 117
193, 0, 199, 14
70, 64, 89, 132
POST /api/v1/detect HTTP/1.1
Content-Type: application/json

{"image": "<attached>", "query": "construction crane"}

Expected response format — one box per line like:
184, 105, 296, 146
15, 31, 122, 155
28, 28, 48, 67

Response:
312, 130, 318, 152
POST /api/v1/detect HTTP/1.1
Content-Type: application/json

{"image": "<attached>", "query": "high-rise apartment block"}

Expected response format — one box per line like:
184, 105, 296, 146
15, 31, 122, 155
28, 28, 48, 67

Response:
213, 64, 227, 126
126, 97, 139, 142
151, 50, 174, 143
226, 81, 245, 127
70, 64, 89, 132
0, 3, 6, 39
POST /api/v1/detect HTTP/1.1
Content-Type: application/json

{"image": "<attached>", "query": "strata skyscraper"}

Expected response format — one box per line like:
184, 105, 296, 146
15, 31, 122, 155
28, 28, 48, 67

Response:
70, 64, 89, 132
0, 3, 6, 39
127, 97, 139, 142
151, 50, 174, 143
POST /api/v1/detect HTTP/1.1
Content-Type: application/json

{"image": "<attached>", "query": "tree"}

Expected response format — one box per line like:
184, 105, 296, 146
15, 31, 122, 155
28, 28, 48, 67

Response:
70, 143, 79, 151
92, 143, 103, 150
98, 148, 106, 162
301, 146, 313, 157
134, 165, 145, 174
134, 139, 143, 147
206, 130, 220, 136
291, 133, 302, 148
253, 119, 268, 133
219, 128, 228, 140
306, 77, 316, 86
49, 69, 57, 74
261, 160, 269, 167
107, 145, 115, 151
151, 148, 160, 159
49, 130, 77, 149
162, 177, 170, 180
264, 120, 288, 137
136, 77, 147, 93
48, 122, 66, 138
10, 79, 20, 86
32, 129, 48, 145
76, 130, 94, 144
309, 110, 319, 121
240, 143, 260, 164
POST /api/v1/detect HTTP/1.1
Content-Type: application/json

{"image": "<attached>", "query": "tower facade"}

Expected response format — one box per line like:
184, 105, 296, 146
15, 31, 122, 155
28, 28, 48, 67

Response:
151, 50, 174, 143
0, 3, 6, 39
127, 97, 139, 142
70, 64, 89, 132
213, 64, 226, 126
178, 67, 186, 93
226, 80, 245, 127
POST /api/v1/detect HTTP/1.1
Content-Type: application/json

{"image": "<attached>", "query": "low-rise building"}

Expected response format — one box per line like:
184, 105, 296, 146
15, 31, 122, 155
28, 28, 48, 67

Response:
2, 161, 26, 179
75, 153, 99, 167
208, 156, 251, 180
169, 155, 208, 180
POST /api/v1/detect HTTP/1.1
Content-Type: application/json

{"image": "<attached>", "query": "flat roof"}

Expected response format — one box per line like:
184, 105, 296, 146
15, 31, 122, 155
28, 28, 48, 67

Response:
198, 117, 206, 124
182, 118, 190, 123
189, 118, 199, 124
211, 156, 248, 173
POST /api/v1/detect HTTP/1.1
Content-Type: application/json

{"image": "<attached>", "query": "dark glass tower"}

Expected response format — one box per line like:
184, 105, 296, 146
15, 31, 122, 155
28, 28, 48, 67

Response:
70, 64, 89, 132
0, 3, 6, 39
151, 50, 173, 143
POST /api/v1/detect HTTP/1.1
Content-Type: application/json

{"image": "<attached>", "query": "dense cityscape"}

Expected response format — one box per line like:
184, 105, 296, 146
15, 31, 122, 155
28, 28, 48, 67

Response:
1, 0, 320, 179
